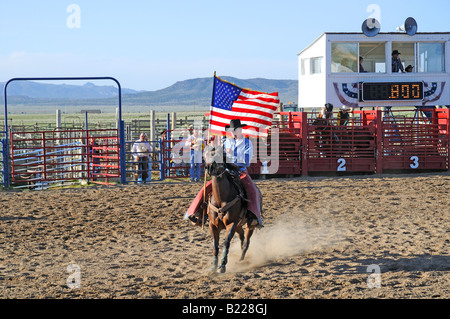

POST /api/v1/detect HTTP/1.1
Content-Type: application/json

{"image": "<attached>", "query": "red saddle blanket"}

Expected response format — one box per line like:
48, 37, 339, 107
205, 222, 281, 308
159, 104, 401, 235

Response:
186, 174, 260, 219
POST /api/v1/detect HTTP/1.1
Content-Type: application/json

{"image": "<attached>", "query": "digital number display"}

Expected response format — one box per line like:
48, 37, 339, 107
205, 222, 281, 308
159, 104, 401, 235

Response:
361, 82, 424, 101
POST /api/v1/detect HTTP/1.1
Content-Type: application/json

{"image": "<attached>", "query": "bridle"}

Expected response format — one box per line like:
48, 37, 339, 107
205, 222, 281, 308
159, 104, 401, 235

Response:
204, 148, 247, 222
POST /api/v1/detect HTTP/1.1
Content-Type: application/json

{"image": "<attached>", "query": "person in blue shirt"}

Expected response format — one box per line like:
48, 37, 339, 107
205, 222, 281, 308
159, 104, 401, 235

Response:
224, 121, 253, 171
185, 119, 263, 228
224, 119, 262, 227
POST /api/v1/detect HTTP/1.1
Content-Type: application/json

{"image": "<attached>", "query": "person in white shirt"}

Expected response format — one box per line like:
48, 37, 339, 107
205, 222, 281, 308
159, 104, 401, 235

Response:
131, 133, 152, 183
185, 128, 204, 182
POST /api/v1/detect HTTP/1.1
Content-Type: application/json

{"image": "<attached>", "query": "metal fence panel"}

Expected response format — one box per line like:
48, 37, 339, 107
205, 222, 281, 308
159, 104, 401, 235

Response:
10, 128, 119, 189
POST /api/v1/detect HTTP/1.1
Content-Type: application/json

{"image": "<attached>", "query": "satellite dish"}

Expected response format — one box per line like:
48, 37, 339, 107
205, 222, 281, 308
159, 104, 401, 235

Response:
396, 17, 418, 36
362, 18, 381, 37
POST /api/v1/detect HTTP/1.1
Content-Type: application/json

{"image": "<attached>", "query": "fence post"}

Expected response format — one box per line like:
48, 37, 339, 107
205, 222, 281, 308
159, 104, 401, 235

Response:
150, 110, 155, 144
301, 112, 308, 176
115, 107, 120, 129
119, 120, 127, 184
166, 114, 171, 177
159, 138, 164, 181
1, 135, 9, 188
446, 108, 450, 171
171, 112, 176, 131
42, 132, 47, 181
86, 129, 91, 182
376, 109, 383, 174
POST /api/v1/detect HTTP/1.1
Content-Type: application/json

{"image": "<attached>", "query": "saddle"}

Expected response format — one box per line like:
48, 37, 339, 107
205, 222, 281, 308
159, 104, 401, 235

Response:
225, 163, 249, 204
188, 164, 260, 227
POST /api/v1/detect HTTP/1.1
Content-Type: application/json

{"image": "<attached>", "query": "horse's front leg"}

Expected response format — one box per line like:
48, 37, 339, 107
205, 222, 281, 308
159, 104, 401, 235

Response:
217, 222, 237, 273
209, 223, 219, 272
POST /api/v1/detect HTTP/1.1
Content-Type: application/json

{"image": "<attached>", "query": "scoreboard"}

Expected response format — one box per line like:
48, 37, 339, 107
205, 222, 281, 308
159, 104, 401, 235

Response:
360, 82, 424, 102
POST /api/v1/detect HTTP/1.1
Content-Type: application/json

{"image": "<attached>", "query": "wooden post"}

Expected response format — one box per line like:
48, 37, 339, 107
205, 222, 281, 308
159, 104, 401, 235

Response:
55, 109, 61, 144
126, 124, 131, 141
115, 107, 120, 129
171, 112, 176, 131
56, 109, 61, 129
150, 110, 155, 142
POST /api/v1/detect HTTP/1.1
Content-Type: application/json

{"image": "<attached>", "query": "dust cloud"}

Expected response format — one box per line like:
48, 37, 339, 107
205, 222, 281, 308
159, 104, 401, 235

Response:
227, 213, 344, 272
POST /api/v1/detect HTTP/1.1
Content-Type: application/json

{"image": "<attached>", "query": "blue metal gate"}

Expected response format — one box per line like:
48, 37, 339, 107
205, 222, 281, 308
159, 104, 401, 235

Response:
0, 131, 8, 188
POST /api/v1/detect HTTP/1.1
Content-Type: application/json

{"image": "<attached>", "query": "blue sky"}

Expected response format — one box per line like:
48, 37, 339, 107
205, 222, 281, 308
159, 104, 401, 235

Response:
0, 0, 449, 91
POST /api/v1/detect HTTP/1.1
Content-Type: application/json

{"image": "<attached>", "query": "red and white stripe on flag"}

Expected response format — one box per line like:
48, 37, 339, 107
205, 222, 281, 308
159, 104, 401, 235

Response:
209, 88, 280, 138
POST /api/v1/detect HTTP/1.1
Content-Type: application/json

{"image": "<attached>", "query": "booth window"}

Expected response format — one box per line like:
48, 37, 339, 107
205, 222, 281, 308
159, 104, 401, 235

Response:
301, 58, 308, 75
310, 57, 323, 74
331, 43, 358, 73
418, 43, 445, 73
359, 42, 386, 73
392, 43, 415, 73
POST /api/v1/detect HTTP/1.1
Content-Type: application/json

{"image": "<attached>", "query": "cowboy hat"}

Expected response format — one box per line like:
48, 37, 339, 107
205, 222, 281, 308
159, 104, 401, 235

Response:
324, 103, 334, 112
341, 105, 350, 111
225, 119, 248, 130
392, 50, 401, 55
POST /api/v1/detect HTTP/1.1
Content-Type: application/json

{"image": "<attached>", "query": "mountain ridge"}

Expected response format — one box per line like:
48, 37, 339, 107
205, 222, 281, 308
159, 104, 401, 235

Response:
1, 77, 298, 112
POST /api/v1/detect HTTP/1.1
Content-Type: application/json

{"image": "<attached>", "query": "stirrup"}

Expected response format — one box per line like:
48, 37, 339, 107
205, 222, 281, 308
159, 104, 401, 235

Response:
257, 217, 264, 229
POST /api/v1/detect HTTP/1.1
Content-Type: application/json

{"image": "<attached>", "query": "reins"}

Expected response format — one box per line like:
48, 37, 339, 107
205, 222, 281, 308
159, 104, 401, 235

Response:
206, 163, 247, 223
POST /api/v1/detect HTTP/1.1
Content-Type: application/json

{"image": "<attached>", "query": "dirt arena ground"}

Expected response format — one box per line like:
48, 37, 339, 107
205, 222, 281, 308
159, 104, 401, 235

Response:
0, 172, 448, 299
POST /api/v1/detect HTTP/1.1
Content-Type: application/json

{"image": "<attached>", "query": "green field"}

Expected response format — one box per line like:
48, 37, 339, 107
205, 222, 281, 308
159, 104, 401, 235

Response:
1, 111, 207, 133
0, 107, 430, 135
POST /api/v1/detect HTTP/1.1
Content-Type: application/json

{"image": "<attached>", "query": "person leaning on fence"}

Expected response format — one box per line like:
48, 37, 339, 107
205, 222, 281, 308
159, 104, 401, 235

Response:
185, 128, 204, 182
175, 130, 190, 177
337, 105, 351, 126
131, 133, 152, 183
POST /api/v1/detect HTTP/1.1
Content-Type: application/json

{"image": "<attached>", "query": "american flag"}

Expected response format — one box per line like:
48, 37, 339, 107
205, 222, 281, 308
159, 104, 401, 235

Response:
208, 75, 280, 137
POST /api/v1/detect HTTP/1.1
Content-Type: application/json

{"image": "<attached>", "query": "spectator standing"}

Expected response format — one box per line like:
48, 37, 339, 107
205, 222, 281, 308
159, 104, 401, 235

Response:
185, 128, 204, 182
131, 133, 152, 183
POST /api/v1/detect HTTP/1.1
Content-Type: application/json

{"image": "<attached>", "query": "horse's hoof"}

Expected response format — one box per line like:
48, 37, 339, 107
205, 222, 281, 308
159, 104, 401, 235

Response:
217, 266, 226, 273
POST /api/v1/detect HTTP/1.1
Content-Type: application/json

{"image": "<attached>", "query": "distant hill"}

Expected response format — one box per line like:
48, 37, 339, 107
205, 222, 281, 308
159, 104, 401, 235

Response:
124, 77, 298, 108
0, 81, 139, 99
1, 77, 298, 113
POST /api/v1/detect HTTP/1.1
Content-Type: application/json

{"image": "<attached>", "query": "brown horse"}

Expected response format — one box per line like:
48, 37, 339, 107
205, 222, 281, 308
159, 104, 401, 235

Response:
204, 146, 257, 273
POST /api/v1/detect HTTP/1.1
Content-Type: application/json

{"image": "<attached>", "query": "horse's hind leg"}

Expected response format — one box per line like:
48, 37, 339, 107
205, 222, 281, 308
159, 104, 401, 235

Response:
237, 227, 245, 250
240, 225, 254, 261
217, 223, 237, 273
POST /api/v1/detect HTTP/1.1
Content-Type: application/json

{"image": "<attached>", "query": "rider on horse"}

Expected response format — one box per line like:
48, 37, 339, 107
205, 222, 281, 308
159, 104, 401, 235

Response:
318, 103, 334, 120
184, 119, 263, 228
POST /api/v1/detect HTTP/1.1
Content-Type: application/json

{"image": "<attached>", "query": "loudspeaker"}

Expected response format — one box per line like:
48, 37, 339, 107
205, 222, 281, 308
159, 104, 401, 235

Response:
362, 18, 381, 37
396, 17, 418, 36
404, 17, 418, 36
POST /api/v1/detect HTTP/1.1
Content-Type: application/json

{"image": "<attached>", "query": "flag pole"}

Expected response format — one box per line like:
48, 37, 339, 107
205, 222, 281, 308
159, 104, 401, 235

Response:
202, 71, 216, 229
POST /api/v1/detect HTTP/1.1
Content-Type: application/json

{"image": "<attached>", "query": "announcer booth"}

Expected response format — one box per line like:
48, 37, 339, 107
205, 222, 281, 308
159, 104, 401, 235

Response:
297, 24, 450, 173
